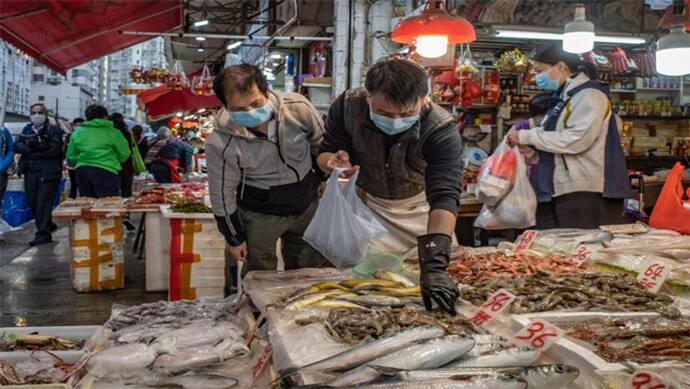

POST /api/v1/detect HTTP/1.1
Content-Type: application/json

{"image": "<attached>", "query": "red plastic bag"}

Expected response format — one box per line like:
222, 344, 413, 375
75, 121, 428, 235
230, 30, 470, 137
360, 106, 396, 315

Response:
649, 163, 690, 234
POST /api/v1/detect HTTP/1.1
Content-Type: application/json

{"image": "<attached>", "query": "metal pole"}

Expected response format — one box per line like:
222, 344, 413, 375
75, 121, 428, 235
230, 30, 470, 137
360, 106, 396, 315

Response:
119, 30, 333, 41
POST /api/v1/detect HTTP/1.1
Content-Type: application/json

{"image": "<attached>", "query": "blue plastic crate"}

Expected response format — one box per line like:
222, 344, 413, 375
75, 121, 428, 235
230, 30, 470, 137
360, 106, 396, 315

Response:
2, 208, 34, 227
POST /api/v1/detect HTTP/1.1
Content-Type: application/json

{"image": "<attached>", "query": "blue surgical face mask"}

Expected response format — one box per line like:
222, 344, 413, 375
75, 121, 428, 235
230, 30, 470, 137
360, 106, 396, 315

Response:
185, 130, 195, 139
535, 68, 562, 91
229, 101, 272, 128
369, 106, 419, 136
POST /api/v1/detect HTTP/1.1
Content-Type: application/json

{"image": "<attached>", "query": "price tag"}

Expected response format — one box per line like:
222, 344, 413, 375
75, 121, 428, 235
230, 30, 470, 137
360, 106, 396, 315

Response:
569, 244, 592, 267
514, 230, 538, 254
624, 370, 668, 389
251, 344, 272, 385
637, 258, 672, 293
469, 288, 516, 327
511, 320, 563, 352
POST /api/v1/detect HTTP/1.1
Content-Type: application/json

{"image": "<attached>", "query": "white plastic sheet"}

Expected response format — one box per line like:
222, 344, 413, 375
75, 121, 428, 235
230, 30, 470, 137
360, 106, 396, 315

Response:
304, 169, 387, 268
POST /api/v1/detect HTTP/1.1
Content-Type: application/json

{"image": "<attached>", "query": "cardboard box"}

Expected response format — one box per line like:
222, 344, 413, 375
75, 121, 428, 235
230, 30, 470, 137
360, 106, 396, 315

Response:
69, 217, 124, 292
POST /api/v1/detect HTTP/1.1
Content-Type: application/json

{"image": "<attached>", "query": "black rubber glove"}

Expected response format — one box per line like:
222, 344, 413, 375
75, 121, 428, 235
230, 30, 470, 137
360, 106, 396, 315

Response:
418, 233, 459, 316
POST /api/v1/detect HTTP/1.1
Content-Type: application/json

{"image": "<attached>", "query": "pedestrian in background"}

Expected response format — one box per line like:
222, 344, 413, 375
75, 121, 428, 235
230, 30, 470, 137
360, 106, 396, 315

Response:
13, 103, 64, 246
65, 117, 84, 199
110, 113, 134, 198
143, 126, 169, 169
150, 127, 193, 183
0, 125, 15, 210
66, 105, 130, 199
132, 125, 147, 159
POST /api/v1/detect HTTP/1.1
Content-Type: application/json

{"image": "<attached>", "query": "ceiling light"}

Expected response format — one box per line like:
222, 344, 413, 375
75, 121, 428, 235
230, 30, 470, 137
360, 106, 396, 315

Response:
227, 41, 242, 50
563, 4, 595, 53
176, 112, 183, 117
195, 36, 206, 41
656, 0, 690, 75
657, 25, 690, 75
193, 19, 209, 27
197, 45, 205, 52
495, 29, 646, 45
270, 53, 283, 59
391, 0, 475, 59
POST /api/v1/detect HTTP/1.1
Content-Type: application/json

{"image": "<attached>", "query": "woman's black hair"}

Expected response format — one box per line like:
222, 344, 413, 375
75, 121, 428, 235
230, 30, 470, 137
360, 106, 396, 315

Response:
533, 43, 598, 80
110, 112, 127, 132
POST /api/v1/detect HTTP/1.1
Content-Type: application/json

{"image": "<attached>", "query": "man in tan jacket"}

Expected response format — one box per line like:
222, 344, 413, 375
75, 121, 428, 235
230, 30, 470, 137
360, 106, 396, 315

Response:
207, 64, 325, 274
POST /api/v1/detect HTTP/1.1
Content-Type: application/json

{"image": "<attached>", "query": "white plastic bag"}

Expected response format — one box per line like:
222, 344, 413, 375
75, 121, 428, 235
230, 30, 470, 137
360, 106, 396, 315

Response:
304, 169, 388, 268
475, 140, 517, 206
474, 145, 536, 230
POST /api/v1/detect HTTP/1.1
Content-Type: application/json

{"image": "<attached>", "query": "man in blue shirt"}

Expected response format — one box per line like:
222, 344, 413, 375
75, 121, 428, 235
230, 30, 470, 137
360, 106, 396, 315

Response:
0, 125, 14, 211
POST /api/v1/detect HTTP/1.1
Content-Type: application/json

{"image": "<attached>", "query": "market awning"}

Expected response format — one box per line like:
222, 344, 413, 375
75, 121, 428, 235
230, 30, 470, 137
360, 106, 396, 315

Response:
137, 85, 221, 121
0, 0, 183, 74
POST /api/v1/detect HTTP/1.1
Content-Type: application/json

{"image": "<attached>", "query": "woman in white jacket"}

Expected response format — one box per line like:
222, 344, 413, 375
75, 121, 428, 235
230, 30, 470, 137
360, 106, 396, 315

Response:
507, 44, 630, 229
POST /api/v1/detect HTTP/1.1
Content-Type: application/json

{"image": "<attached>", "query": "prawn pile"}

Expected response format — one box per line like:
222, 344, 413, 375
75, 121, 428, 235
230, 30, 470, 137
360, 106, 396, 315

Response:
447, 251, 584, 285
296, 307, 484, 344
459, 272, 680, 318
563, 317, 690, 364
0, 333, 82, 352
0, 352, 81, 385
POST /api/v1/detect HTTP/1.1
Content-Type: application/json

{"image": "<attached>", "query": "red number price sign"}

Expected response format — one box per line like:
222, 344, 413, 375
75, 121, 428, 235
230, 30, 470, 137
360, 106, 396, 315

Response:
636, 258, 672, 293
511, 320, 563, 352
624, 370, 667, 389
569, 244, 592, 267
514, 230, 538, 254
469, 288, 516, 327
251, 344, 273, 385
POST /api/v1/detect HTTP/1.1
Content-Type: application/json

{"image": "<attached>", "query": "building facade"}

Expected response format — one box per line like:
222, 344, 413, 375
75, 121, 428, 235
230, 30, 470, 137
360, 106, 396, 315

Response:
0, 41, 32, 122
30, 60, 99, 121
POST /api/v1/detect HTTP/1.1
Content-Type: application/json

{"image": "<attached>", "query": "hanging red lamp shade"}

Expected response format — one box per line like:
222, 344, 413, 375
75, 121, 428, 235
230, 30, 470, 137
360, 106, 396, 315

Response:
391, 0, 476, 58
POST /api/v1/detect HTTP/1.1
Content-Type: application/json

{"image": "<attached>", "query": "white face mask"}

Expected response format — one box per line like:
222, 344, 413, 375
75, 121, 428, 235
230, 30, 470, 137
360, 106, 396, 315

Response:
30, 113, 46, 127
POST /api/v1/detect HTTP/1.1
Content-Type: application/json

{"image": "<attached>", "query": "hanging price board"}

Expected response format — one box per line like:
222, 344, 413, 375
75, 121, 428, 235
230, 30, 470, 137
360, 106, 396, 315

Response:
511, 320, 563, 352
569, 244, 592, 267
636, 258, 672, 293
624, 370, 668, 389
514, 230, 538, 254
468, 288, 516, 327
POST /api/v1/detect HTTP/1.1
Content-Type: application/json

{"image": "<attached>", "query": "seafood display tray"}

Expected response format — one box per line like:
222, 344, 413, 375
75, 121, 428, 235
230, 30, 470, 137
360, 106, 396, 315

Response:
510, 312, 660, 373
0, 325, 100, 362
160, 204, 214, 219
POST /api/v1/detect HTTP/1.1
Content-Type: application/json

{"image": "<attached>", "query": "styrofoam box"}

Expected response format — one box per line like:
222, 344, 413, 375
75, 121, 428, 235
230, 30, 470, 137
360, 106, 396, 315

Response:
190, 275, 225, 288
511, 311, 661, 373
193, 287, 225, 299
0, 325, 100, 362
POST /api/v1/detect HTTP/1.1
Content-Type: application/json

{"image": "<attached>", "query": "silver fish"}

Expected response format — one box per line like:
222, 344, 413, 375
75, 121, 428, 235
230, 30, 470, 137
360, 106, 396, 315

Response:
445, 347, 540, 368
372, 271, 416, 288
284, 327, 444, 375
357, 376, 527, 389
393, 364, 579, 388
327, 335, 475, 387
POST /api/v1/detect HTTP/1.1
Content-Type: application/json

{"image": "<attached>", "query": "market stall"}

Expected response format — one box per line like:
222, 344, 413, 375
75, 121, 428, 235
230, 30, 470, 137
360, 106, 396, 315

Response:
3, 0, 690, 388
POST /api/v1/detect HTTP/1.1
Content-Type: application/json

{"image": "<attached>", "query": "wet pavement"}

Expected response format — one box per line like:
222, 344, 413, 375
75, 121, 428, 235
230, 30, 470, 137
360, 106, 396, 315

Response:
0, 217, 166, 327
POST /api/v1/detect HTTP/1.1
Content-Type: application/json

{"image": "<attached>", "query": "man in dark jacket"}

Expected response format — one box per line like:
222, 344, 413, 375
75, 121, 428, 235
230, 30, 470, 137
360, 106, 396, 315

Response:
317, 59, 463, 315
13, 103, 63, 246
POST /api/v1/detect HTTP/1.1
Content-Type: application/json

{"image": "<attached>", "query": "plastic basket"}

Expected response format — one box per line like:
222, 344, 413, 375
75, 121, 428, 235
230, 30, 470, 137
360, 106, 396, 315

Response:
2, 208, 34, 227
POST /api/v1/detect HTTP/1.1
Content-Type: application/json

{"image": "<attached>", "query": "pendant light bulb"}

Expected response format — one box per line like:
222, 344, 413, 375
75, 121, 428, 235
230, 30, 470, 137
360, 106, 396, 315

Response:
415, 35, 449, 58
656, 25, 690, 76
563, 4, 595, 53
